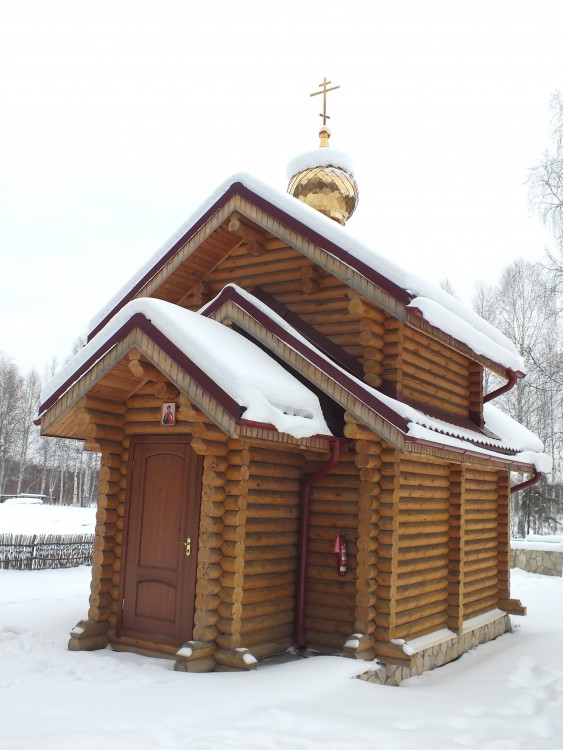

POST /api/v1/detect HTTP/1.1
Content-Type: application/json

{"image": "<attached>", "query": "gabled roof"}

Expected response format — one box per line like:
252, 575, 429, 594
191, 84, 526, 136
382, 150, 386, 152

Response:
39, 298, 331, 440
39, 284, 549, 473
86, 174, 525, 376
201, 285, 547, 471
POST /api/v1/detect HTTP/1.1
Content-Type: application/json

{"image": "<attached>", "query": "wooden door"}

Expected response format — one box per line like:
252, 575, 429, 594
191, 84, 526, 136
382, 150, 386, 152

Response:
119, 437, 202, 647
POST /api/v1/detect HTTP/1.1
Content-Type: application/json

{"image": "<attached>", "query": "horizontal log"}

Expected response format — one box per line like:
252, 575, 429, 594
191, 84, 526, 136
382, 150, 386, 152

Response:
309, 512, 358, 528
201, 485, 227, 503
249, 461, 303, 479
243, 637, 293, 660
87, 605, 111, 623
86, 423, 124, 442
238, 597, 295, 621
394, 555, 449, 577
76, 406, 124, 428
404, 327, 469, 368
128, 359, 167, 382
304, 602, 355, 626
191, 623, 219, 642
124, 418, 195, 435
223, 570, 296, 591
245, 476, 300, 493
462, 598, 499, 619
218, 609, 293, 637
246, 490, 300, 507
359, 330, 385, 349
175, 655, 216, 673
403, 359, 470, 399
195, 577, 222, 598
393, 600, 448, 629
394, 588, 448, 615
305, 617, 351, 639
307, 589, 356, 612
347, 296, 386, 321
243, 530, 298, 547
237, 624, 294, 650
83, 395, 127, 414
402, 385, 469, 417
124, 408, 163, 423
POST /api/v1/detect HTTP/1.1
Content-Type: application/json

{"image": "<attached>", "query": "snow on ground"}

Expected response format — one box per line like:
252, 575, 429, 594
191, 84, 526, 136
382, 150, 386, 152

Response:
0, 501, 96, 535
0, 567, 561, 749
1, 506, 562, 748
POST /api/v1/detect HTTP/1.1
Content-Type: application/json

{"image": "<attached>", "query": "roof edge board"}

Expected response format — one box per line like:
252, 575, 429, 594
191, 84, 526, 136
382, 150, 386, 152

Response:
88, 181, 413, 342
40, 313, 243, 424
201, 289, 410, 435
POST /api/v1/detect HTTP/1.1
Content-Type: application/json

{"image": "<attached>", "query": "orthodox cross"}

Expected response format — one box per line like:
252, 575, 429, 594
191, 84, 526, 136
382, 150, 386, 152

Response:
310, 77, 340, 125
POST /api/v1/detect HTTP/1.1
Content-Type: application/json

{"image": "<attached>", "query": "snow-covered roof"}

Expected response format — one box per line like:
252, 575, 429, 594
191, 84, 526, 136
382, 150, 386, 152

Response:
201, 285, 549, 473
41, 283, 549, 472
40, 298, 331, 440
286, 147, 356, 178
87, 174, 525, 374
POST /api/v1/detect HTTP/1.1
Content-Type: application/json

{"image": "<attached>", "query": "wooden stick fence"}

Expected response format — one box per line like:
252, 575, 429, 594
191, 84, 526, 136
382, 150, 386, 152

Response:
0, 534, 94, 570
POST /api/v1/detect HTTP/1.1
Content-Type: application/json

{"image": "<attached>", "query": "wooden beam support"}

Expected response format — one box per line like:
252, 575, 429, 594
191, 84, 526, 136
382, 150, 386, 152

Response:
128, 359, 167, 382
227, 213, 266, 256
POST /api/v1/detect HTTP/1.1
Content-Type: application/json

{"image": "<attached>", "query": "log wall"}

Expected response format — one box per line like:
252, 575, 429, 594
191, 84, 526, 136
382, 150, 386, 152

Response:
348, 417, 384, 661
402, 327, 472, 418
191, 239, 484, 423
304, 444, 360, 651
236, 445, 305, 659
393, 458, 451, 640
463, 467, 503, 619
201, 240, 366, 363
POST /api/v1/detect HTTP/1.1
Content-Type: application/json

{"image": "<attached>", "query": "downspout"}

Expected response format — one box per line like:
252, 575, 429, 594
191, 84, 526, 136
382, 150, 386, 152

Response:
483, 369, 523, 403
295, 438, 344, 649
511, 469, 542, 495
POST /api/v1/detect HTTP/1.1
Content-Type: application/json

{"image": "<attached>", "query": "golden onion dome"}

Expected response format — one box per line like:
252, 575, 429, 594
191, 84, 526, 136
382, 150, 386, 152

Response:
287, 126, 359, 226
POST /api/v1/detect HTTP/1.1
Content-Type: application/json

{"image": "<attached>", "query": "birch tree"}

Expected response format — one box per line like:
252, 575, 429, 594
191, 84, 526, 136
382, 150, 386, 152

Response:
528, 91, 563, 253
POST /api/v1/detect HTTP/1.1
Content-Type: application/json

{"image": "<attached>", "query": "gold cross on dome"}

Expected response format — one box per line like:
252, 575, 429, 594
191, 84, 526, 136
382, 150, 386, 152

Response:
310, 77, 340, 125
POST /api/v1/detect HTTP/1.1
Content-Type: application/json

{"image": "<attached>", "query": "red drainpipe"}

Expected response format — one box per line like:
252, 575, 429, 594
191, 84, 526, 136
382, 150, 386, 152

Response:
295, 438, 344, 649
483, 369, 524, 403
511, 469, 542, 495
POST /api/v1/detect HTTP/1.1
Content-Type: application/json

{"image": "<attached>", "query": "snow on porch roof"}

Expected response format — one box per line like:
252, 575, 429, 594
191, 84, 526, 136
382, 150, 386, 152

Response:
39, 298, 332, 440
201, 285, 549, 472
40, 284, 548, 472
87, 173, 525, 374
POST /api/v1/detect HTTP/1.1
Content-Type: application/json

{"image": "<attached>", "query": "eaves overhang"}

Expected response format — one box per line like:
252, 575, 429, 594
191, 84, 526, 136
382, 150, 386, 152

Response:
200, 286, 538, 471
87, 180, 412, 341
39, 312, 242, 423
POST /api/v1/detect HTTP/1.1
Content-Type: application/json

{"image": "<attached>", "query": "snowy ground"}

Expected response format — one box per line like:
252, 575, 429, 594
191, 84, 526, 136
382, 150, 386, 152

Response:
0, 500, 96, 534
1, 509, 562, 749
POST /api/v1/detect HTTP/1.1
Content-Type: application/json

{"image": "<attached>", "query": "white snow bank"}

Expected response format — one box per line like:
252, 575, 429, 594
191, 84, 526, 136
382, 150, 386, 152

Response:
0, 566, 562, 749
41, 298, 331, 440
0, 503, 96, 534
511, 537, 563, 552
2, 496, 43, 506
87, 173, 524, 373
526, 534, 563, 544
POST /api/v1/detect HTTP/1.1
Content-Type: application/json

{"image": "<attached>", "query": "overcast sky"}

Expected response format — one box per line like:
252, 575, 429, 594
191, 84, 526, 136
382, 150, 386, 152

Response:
1, 0, 561, 375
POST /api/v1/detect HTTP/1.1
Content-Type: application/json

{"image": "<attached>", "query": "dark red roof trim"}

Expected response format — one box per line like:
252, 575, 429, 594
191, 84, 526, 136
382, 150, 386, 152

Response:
39, 313, 243, 421
201, 286, 531, 461
202, 286, 408, 434
88, 181, 412, 341
249, 286, 365, 380
403, 434, 524, 462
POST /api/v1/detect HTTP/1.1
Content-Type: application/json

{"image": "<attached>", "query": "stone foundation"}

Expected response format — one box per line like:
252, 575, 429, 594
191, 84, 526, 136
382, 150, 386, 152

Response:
511, 546, 563, 576
358, 611, 512, 687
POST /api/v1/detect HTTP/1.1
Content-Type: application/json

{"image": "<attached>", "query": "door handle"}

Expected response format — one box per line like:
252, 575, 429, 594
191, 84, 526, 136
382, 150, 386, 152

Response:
184, 537, 191, 557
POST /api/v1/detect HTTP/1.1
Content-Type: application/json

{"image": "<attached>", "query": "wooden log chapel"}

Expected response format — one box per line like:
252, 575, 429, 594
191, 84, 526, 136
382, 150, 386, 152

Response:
37, 84, 549, 683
